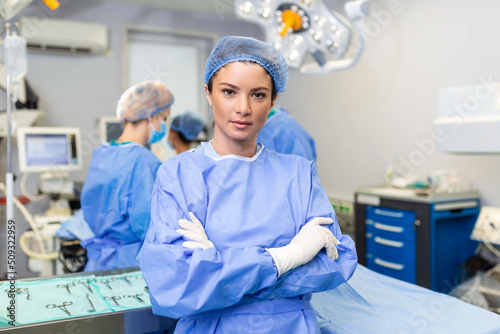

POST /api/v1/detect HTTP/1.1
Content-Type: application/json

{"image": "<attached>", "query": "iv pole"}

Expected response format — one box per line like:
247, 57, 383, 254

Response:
1, 0, 59, 279
5, 22, 15, 277
3, 22, 30, 276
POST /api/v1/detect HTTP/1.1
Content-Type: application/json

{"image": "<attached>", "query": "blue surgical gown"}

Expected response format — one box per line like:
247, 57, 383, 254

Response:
137, 141, 357, 333
81, 142, 161, 271
257, 108, 317, 162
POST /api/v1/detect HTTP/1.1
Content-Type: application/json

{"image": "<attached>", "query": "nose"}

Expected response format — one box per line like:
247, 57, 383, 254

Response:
236, 95, 251, 115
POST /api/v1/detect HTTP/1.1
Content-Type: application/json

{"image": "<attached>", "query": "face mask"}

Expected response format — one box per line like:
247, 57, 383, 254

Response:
147, 121, 167, 144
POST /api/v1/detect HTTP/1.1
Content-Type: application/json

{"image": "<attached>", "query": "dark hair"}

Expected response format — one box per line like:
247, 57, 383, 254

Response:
171, 129, 190, 144
206, 61, 277, 101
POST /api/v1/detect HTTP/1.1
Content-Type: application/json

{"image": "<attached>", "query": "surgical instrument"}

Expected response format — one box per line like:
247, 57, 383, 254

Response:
99, 279, 113, 290
5, 287, 30, 300
17, 287, 30, 300
120, 275, 133, 286
79, 279, 94, 293
46, 301, 72, 316
123, 293, 145, 304
57, 282, 75, 294
86, 293, 96, 313
104, 296, 121, 306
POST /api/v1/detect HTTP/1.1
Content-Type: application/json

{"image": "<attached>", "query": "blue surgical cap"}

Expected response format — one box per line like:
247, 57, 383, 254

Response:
204, 36, 289, 93
116, 80, 174, 122
170, 111, 205, 141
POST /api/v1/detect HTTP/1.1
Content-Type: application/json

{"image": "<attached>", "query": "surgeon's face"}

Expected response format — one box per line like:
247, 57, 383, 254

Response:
149, 108, 170, 131
206, 61, 276, 152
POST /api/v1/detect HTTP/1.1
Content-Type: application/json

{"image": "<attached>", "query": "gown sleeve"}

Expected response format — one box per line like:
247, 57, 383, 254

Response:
137, 161, 278, 319
127, 159, 160, 241
252, 164, 358, 299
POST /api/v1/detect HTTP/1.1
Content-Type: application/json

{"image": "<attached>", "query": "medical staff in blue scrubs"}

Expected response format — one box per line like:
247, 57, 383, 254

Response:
168, 111, 205, 154
138, 37, 357, 333
81, 80, 174, 271
257, 107, 317, 162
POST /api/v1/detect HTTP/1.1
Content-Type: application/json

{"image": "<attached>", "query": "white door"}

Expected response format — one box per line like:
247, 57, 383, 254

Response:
125, 27, 214, 160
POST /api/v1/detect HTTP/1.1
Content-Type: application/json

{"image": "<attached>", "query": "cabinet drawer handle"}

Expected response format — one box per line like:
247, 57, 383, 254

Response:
374, 237, 404, 248
374, 223, 404, 233
374, 209, 404, 218
374, 258, 404, 271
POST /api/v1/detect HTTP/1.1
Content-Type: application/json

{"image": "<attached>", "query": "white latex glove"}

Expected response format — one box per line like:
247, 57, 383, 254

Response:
266, 217, 340, 277
176, 212, 215, 250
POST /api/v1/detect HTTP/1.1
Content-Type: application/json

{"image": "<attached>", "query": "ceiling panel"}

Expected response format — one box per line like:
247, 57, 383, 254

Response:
106, 0, 236, 17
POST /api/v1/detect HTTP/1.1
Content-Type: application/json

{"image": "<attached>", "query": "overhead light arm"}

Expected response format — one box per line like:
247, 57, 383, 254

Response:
234, 0, 370, 75
0, 0, 59, 21
41, 0, 59, 10
301, 0, 369, 75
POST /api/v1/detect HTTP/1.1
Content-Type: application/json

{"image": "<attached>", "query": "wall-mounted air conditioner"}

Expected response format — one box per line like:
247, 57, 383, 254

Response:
433, 82, 500, 153
19, 16, 109, 55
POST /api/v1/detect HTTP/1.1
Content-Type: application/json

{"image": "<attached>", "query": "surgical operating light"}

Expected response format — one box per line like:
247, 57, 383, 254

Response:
0, 0, 34, 21
234, 0, 370, 75
0, 0, 59, 21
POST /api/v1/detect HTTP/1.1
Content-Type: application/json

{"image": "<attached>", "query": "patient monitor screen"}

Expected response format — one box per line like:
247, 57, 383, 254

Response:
17, 127, 82, 173
25, 133, 75, 166
105, 122, 122, 142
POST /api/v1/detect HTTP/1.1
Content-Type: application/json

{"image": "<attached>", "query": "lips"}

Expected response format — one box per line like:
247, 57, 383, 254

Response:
231, 120, 251, 129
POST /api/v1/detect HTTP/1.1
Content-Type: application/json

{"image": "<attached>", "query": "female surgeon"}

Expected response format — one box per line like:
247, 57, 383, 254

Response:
137, 37, 357, 333
81, 80, 174, 271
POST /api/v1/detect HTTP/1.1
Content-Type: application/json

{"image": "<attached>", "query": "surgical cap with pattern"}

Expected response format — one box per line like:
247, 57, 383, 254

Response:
204, 36, 289, 93
116, 80, 174, 122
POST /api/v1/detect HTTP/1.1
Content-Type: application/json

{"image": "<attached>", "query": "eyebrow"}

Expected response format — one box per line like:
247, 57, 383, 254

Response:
219, 82, 270, 92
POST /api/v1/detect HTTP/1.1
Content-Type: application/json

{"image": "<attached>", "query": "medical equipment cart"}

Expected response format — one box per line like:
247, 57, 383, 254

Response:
354, 186, 480, 292
0, 267, 177, 333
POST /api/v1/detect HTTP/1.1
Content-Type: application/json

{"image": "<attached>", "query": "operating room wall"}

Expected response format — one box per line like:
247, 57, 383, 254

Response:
9, 0, 264, 208
278, 0, 500, 207
9, 0, 500, 211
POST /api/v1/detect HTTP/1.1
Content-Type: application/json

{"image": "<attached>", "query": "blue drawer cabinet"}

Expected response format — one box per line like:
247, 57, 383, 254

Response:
365, 254, 416, 283
365, 206, 417, 283
365, 232, 416, 264
355, 187, 480, 292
